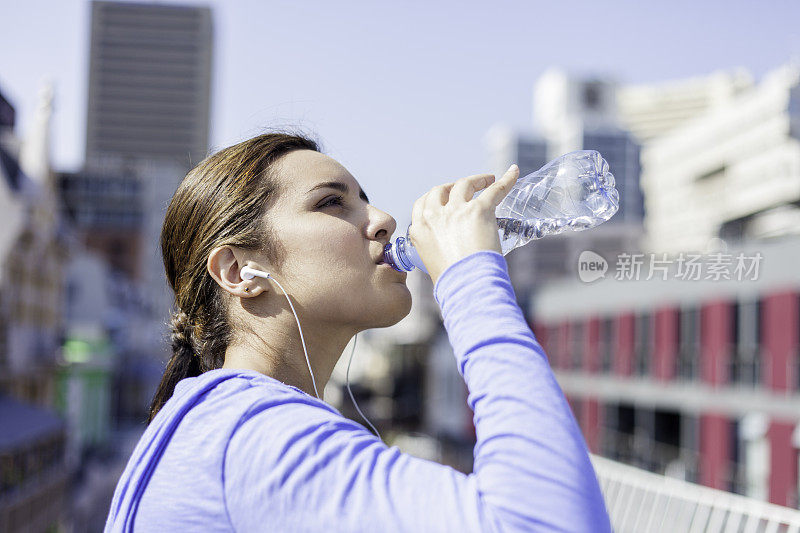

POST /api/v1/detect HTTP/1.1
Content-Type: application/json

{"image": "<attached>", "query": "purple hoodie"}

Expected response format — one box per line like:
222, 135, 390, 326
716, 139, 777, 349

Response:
105, 250, 611, 532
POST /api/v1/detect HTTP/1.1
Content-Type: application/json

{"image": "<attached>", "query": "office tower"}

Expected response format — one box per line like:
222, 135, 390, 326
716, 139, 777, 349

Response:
85, 0, 213, 168
73, 1, 213, 287
483, 125, 552, 310
581, 128, 644, 225
484, 70, 644, 307
534, 68, 645, 226
485, 124, 550, 181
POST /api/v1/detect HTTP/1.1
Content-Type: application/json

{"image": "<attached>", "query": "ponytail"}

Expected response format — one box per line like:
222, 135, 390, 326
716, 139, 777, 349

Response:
147, 310, 202, 424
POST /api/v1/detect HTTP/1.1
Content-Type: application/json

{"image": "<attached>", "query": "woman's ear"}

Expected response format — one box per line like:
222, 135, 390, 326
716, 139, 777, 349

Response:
207, 245, 264, 297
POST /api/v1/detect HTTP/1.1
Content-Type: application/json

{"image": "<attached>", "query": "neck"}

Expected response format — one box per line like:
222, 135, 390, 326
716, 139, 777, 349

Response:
222, 308, 356, 399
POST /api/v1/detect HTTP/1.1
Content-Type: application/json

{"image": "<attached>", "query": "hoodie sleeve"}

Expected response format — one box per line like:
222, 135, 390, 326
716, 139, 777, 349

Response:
223, 250, 611, 533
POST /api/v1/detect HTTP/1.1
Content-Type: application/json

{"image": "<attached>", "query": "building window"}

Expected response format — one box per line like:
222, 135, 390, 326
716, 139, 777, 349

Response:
731, 299, 761, 387
678, 306, 700, 380
583, 82, 603, 110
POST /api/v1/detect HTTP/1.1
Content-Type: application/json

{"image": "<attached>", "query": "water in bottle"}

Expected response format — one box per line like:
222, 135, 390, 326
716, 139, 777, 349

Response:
383, 150, 619, 274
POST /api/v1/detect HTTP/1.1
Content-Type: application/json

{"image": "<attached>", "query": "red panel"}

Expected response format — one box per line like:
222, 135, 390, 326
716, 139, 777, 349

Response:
762, 292, 799, 392
615, 313, 635, 377
531, 319, 548, 348
558, 322, 570, 370
701, 301, 732, 386
699, 414, 731, 490
653, 307, 678, 382
585, 317, 600, 374
581, 398, 602, 453
768, 421, 797, 507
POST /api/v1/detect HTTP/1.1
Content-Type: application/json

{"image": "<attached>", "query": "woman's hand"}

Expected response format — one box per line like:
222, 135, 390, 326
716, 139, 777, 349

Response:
409, 164, 520, 285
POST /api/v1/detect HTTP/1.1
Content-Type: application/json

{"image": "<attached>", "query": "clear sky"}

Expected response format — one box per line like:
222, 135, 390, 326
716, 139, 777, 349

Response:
1, 0, 799, 231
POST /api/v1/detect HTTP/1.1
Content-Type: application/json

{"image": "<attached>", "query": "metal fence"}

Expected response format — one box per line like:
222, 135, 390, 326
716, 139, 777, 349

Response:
591, 453, 800, 533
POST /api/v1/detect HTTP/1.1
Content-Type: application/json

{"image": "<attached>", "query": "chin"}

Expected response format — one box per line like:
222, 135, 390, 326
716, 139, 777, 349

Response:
372, 288, 413, 328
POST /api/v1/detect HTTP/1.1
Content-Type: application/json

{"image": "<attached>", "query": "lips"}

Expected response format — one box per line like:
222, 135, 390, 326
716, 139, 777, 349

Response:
374, 244, 390, 265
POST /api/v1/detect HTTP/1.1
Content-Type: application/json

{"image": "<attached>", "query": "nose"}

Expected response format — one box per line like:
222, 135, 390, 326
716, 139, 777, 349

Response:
367, 205, 397, 243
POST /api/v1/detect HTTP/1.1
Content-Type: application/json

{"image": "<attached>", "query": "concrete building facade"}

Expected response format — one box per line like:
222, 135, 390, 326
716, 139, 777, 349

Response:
617, 69, 754, 143
85, 0, 213, 167
635, 64, 800, 254
531, 236, 800, 508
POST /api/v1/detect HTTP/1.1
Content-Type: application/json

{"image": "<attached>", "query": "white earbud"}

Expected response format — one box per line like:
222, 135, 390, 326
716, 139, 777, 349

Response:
240, 265, 270, 280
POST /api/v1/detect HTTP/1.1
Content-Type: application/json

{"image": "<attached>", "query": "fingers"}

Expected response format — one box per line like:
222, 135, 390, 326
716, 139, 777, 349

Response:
450, 173, 495, 203
432, 182, 455, 206
412, 165, 517, 230
474, 164, 520, 209
411, 192, 426, 230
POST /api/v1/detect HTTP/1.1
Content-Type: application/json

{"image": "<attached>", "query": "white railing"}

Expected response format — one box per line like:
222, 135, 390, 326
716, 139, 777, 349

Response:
591, 453, 800, 533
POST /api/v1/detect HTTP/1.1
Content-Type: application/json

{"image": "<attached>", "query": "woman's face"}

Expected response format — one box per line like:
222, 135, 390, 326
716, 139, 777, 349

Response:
261, 149, 411, 330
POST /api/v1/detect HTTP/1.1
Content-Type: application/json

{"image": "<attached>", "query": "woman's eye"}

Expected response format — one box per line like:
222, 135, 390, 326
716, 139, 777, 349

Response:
319, 195, 344, 208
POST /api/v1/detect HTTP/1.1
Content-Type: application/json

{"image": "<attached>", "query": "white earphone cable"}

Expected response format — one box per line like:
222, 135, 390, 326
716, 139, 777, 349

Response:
265, 274, 321, 399
346, 334, 382, 441
258, 270, 382, 441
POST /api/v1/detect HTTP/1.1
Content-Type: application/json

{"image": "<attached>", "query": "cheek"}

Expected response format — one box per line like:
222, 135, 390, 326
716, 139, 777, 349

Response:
295, 224, 363, 265
278, 231, 355, 278
288, 258, 373, 307
275, 222, 378, 307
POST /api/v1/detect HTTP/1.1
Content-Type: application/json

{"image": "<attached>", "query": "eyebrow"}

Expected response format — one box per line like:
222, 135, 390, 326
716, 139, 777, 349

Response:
308, 181, 370, 204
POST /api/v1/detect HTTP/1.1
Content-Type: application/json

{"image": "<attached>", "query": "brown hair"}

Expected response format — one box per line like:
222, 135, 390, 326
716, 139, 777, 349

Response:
147, 131, 320, 424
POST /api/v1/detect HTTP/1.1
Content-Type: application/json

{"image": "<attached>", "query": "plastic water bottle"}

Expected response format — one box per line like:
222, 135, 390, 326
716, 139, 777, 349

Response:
383, 150, 619, 274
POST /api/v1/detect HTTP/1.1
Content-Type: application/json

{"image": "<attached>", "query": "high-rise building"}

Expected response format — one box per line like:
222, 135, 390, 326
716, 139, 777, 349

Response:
483, 125, 552, 311
74, 0, 213, 294
635, 63, 800, 254
582, 128, 644, 225
483, 70, 644, 309
485, 124, 549, 181
533, 69, 620, 150
617, 69, 753, 144
528, 62, 800, 509
85, 0, 213, 168
534, 68, 645, 226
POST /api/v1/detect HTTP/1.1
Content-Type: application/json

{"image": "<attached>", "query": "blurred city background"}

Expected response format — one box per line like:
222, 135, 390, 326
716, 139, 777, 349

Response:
1, 0, 800, 531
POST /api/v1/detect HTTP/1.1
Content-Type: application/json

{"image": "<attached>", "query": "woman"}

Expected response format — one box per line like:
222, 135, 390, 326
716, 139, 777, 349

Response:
105, 132, 611, 532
